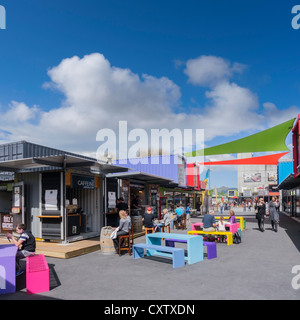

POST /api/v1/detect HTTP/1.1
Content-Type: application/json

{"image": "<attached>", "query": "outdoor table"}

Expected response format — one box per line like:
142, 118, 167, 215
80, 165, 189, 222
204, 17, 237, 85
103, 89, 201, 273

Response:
224, 223, 239, 234
215, 216, 245, 230
192, 221, 238, 235
0, 244, 18, 295
146, 232, 203, 264
192, 222, 203, 230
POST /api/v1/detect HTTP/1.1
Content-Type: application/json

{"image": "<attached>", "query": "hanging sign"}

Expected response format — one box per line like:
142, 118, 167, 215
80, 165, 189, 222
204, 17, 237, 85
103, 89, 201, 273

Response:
71, 174, 95, 189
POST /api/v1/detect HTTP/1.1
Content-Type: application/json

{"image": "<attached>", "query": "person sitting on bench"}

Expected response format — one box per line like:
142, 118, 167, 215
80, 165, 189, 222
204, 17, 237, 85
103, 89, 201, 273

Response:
113, 210, 131, 253
156, 208, 172, 232
202, 210, 217, 231
143, 207, 157, 232
7, 223, 36, 276
175, 204, 184, 224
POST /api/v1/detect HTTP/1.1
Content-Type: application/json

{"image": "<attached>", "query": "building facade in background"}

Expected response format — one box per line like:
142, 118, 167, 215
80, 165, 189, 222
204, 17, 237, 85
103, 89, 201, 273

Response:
237, 153, 278, 198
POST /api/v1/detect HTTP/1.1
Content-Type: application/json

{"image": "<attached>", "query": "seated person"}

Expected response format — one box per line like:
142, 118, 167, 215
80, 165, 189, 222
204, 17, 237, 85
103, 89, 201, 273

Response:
142, 207, 157, 232
156, 208, 172, 232
113, 210, 131, 253
7, 223, 36, 276
228, 209, 237, 224
218, 216, 227, 231
217, 216, 227, 242
169, 212, 177, 229
175, 204, 184, 223
202, 210, 217, 231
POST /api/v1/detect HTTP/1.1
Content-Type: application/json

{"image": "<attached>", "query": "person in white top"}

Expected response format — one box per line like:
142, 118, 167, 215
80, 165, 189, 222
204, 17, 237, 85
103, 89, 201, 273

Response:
217, 216, 227, 242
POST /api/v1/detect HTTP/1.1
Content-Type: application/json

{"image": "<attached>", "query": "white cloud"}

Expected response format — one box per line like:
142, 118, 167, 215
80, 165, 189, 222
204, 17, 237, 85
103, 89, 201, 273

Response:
2, 101, 39, 124
184, 55, 245, 87
0, 53, 298, 159
262, 102, 299, 127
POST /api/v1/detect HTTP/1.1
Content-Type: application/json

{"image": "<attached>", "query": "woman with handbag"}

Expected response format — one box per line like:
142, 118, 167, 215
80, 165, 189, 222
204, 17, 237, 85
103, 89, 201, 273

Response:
255, 198, 266, 232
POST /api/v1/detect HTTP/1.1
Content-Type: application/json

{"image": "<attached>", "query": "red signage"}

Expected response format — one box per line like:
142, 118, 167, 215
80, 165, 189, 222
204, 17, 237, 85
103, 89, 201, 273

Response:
186, 163, 204, 190
292, 115, 300, 178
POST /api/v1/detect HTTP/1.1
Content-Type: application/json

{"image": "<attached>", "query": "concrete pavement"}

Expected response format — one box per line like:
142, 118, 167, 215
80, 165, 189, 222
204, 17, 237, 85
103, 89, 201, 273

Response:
1, 210, 300, 300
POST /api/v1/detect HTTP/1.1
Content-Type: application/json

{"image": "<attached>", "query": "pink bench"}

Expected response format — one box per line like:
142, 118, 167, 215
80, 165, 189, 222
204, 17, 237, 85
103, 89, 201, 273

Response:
192, 222, 239, 234
26, 254, 49, 295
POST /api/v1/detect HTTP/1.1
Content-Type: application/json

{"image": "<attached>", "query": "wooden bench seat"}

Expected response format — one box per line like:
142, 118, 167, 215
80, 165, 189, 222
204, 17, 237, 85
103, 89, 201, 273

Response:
132, 243, 185, 268
187, 230, 233, 245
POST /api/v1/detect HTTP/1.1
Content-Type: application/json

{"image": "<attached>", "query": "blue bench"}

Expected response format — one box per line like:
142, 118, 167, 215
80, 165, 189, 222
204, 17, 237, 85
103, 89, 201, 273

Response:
132, 243, 185, 268
165, 239, 217, 260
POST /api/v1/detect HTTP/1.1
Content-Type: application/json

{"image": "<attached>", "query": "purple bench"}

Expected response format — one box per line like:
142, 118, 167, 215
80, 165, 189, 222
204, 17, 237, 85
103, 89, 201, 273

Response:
0, 244, 18, 295
165, 239, 217, 260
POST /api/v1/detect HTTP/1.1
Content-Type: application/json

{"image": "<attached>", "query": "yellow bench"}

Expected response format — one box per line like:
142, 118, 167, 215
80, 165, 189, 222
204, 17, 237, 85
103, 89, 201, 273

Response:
215, 216, 245, 231
187, 230, 233, 246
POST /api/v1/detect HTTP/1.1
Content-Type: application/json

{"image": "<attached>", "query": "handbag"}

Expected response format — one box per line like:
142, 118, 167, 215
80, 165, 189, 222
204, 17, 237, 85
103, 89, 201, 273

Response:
110, 227, 119, 239
233, 231, 241, 244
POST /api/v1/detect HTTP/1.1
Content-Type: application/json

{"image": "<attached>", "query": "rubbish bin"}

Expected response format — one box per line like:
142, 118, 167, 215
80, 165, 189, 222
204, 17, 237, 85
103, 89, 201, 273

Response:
67, 214, 80, 236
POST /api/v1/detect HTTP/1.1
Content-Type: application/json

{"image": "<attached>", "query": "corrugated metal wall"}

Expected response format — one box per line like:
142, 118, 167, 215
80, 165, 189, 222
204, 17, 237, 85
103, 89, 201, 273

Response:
0, 141, 24, 161
114, 154, 186, 184
0, 140, 96, 161
0, 141, 104, 239
66, 187, 101, 233
15, 172, 41, 238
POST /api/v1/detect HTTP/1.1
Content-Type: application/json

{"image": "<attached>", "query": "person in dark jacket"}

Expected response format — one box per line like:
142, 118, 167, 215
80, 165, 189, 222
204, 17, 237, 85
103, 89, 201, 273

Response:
255, 198, 266, 232
267, 197, 280, 232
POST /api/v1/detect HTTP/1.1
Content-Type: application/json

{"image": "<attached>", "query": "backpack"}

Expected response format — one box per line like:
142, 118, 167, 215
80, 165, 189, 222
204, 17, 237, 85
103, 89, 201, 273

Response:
233, 231, 241, 244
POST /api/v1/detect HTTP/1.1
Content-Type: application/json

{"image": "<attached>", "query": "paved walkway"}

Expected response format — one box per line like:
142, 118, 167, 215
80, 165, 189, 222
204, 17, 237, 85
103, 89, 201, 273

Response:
1, 211, 300, 300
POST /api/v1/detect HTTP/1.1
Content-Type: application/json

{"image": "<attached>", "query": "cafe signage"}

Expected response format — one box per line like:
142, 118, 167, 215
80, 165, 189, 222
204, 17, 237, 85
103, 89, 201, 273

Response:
71, 174, 95, 189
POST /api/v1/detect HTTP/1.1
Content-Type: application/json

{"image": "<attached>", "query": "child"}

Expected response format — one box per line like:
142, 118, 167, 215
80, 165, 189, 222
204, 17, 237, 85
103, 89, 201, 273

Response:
217, 216, 227, 243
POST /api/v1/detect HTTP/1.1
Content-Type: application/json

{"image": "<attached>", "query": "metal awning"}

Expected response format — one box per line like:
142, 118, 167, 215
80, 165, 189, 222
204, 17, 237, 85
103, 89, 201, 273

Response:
106, 171, 174, 185
0, 155, 129, 174
278, 173, 300, 190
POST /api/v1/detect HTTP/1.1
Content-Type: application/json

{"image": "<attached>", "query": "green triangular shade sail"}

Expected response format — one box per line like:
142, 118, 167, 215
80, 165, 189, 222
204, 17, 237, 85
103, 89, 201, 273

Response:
184, 118, 295, 157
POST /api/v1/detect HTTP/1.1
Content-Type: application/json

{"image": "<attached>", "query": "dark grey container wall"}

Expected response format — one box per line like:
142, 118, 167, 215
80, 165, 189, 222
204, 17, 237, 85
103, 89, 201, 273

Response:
0, 140, 96, 162
15, 172, 41, 238
0, 141, 24, 161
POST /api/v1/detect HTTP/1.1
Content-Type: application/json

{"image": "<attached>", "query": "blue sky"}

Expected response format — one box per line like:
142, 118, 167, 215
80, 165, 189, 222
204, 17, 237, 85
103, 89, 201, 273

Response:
0, 0, 300, 187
